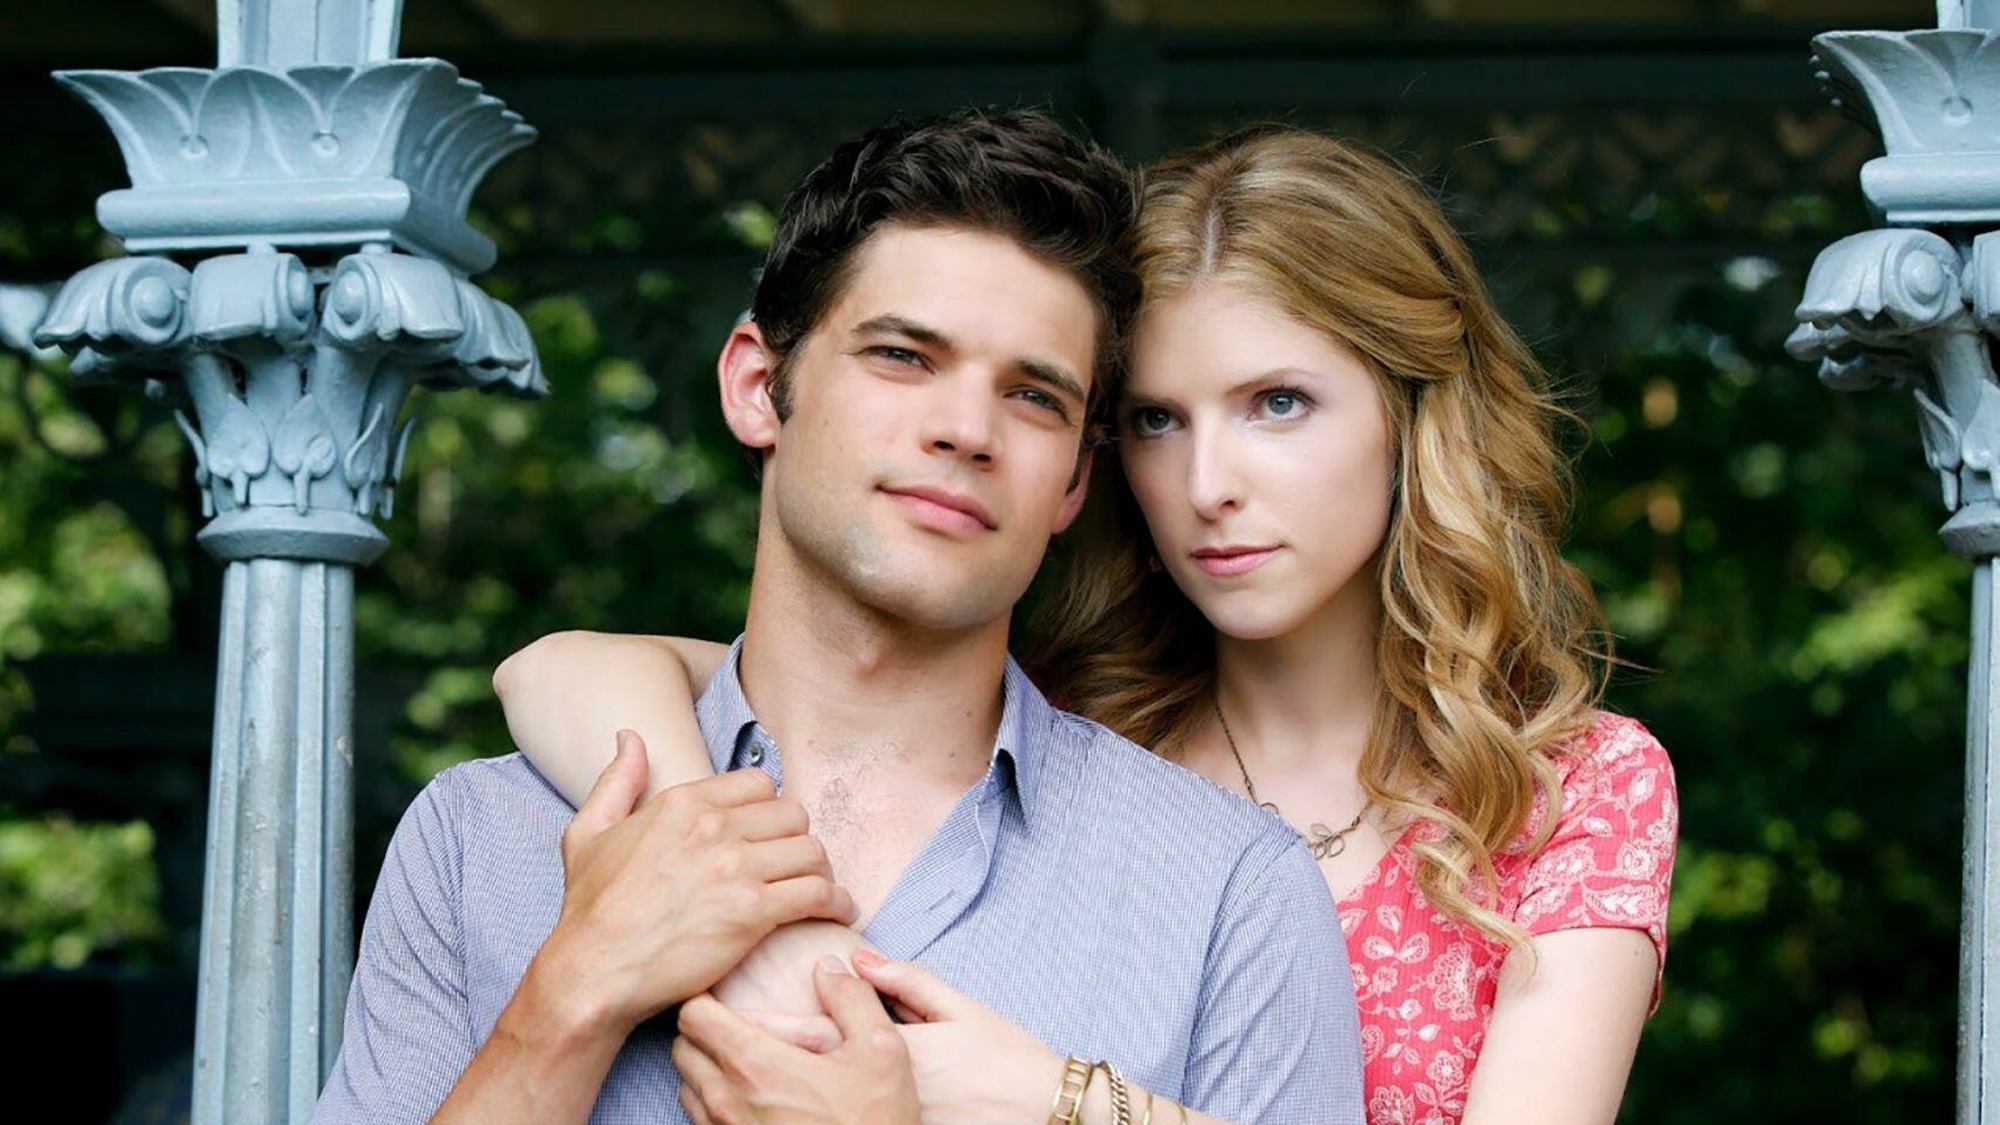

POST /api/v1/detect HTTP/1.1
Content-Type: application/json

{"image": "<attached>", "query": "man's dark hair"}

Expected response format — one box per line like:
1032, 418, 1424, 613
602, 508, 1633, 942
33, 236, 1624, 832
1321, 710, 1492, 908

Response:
750, 107, 1138, 429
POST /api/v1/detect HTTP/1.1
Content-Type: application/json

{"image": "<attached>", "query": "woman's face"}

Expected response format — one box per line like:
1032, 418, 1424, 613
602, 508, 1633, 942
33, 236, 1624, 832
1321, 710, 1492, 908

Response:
1120, 280, 1396, 642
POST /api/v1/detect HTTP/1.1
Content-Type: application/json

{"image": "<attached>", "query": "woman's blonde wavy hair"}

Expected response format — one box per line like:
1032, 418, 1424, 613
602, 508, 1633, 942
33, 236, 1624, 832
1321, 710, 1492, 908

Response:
1028, 125, 1611, 950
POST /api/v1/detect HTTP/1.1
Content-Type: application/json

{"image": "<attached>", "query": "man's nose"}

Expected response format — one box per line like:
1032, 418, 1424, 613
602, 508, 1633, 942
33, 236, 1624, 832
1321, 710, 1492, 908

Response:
923, 381, 999, 465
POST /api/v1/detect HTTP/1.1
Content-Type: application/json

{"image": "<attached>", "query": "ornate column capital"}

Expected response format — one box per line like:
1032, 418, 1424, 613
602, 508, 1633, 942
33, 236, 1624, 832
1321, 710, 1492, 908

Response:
32, 9, 542, 568
1814, 28, 2000, 223
33, 247, 542, 564
1789, 226, 2000, 556
55, 61, 533, 275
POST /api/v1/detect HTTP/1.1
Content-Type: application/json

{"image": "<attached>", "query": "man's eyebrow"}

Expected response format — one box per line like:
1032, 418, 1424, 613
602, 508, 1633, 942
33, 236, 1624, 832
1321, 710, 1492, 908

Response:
852, 314, 953, 350
854, 313, 1087, 407
1018, 358, 1088, 407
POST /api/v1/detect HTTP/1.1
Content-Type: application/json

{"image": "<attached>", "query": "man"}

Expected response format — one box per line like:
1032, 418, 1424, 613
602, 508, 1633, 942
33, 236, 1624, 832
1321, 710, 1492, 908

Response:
314, 108, 1365, 1124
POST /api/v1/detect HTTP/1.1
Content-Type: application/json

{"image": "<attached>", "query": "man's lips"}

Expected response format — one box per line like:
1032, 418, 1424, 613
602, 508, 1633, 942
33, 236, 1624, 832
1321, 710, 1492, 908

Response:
881, 486, 998, 534
1190, 545, 1282, 577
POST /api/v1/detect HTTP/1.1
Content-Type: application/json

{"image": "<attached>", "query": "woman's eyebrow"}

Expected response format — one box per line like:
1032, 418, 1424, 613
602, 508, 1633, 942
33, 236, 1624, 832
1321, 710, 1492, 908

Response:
1122, 366, 1321, 408
1229, 365, 1321, 391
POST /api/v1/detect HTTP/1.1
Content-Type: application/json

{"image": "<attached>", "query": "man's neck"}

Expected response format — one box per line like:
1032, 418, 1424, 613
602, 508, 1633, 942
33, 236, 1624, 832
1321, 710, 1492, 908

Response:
736, 548, 1010, 798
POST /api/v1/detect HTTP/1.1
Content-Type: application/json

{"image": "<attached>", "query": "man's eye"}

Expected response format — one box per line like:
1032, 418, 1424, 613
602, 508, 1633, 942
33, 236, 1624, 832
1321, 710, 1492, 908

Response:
868, 346, 924, 366
1018, 388, 1064, 414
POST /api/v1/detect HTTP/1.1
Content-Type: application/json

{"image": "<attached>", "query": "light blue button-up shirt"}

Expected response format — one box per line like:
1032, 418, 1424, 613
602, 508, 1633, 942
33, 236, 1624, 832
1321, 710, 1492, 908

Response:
316, 638, 1366, 1124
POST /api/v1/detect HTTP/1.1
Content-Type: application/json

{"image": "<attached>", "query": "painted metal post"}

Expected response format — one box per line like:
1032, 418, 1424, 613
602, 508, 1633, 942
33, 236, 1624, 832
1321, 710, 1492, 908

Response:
30, 2, 540, 1120
1790, 4, 2000, 1120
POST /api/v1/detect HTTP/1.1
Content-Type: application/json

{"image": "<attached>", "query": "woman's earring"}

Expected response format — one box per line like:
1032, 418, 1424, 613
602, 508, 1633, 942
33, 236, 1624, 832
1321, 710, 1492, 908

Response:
1147, 555, 1164, 573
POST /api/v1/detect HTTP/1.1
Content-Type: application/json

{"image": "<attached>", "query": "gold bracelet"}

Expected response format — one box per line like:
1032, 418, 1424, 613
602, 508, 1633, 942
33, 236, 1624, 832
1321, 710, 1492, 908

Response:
1077, 1063, 1105, 1125
1101, 1062, 1133, 1125
1139, 1088, 1155, 1125
1049, 1057, 1093, 1125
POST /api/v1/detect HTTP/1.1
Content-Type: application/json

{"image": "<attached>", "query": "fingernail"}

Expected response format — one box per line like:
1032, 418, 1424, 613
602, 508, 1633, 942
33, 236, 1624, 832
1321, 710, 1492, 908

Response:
818, 955, 851, 976
851, 948, 886, 969
614, 729, 635, 754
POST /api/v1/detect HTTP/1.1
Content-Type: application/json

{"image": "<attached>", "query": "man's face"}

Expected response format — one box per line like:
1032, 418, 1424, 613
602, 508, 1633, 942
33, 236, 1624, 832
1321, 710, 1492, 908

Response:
744, 223, 1098, 632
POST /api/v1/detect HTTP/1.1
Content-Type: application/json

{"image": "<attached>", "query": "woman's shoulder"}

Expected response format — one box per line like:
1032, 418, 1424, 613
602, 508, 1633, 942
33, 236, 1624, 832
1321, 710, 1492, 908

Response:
1556, 710, 1675, 794
1508, 710, 1677, 857
1503, 709, 1679, 963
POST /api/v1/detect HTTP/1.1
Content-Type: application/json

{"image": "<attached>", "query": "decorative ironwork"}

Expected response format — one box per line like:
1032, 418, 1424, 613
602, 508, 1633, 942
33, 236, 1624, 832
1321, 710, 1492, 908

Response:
27, 2, 541, 1121
1791, 13, 2000, 1122
58, 62, 534, 273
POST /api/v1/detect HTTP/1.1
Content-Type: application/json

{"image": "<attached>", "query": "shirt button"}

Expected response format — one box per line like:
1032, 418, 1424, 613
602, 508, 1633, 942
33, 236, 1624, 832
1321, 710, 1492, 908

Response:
747, 746, 765, 766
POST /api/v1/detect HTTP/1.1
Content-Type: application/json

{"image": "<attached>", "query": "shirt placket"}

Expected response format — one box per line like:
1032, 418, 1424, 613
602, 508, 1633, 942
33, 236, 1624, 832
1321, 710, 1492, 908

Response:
738, 725, 784, 789
858, 775, 1005, 964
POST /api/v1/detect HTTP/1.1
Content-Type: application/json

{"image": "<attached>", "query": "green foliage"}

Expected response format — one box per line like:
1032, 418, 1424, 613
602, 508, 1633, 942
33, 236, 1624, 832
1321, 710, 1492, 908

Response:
0, 353, 179, 661
356, 275, 765, 783
0, 816, 165, 969
1543, 257, 1963, 1121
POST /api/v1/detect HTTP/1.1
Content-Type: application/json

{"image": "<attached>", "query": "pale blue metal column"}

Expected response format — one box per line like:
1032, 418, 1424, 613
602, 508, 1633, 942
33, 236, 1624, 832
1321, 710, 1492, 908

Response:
1790, 2, 2000, 1119
31, 2, 541, 1120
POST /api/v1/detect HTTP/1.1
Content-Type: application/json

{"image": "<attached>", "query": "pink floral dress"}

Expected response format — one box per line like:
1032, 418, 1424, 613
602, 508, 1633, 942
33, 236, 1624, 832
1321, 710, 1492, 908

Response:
1338, 712, 1678, 1125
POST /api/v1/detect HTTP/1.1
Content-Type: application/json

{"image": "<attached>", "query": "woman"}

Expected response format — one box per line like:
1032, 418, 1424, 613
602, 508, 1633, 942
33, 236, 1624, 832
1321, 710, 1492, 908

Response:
494, 125, 1677, 1125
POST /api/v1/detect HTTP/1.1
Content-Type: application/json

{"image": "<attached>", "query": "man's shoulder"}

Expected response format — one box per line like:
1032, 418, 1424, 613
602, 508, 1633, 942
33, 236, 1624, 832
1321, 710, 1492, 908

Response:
1037, 706, 1296, 858
399, 752, 574, 846
433, 750, 566, 797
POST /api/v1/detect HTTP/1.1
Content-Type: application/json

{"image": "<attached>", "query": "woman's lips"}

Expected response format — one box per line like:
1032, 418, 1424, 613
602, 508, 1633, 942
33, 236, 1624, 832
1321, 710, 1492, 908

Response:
1191, 547, 1281, 577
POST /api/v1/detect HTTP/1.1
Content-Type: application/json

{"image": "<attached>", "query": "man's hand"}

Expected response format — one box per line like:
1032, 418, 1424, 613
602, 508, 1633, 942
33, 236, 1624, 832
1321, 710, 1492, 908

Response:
531, 731, 859, 1035
674, 957, 922, 1125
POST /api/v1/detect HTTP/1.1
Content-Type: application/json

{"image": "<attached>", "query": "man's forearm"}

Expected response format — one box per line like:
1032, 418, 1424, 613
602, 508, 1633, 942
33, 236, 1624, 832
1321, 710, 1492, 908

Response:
431, 954, 630, 1125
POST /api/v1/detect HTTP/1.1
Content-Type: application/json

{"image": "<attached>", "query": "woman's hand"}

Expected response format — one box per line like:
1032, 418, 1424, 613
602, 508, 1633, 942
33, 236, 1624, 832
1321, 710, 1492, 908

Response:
850, 948, 1066, 1125
675, 957, 921, 1125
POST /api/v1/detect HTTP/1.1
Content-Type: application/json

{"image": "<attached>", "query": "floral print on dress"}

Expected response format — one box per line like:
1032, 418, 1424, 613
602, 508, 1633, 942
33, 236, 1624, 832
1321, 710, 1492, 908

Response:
1338, 711, 1678, 1125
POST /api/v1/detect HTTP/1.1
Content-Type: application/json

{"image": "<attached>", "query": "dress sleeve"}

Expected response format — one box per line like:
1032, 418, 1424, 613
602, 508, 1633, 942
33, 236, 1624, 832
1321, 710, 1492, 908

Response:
1510, 713, 1679, 987
312, 769, 476, 1124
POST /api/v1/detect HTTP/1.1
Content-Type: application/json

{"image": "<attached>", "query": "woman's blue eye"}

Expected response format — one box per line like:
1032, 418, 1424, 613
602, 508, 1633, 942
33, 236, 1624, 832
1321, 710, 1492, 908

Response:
1261, 390, 1307, 418
1131, 407, 1175, 435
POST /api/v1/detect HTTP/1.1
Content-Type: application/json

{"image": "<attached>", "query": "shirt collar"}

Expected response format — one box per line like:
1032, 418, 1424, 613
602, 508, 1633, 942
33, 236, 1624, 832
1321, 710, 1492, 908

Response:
992, 655, 1048, 826
692, 635, 1052, 826
693, 636, 760, 775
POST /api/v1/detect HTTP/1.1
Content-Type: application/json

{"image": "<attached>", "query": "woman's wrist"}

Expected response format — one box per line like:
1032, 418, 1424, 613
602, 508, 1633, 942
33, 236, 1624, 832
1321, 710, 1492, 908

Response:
1045, 1059, 1119, 1125
1047, 1061, 1179, 1125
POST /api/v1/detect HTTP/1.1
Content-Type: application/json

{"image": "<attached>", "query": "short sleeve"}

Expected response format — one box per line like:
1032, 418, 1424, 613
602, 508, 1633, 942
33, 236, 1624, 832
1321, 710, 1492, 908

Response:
1183, 829, 1368, 1125
313, 770, 476, 1124
1511, 713, 1679, 984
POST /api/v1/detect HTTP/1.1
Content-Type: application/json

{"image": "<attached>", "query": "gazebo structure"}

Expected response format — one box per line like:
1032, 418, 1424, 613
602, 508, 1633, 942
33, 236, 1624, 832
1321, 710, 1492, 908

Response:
3, 0, 1989, 1119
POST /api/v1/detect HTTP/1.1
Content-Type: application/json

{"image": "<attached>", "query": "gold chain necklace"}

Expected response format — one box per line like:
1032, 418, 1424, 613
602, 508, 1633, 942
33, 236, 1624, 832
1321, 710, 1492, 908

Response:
1212, 695, 1368, 861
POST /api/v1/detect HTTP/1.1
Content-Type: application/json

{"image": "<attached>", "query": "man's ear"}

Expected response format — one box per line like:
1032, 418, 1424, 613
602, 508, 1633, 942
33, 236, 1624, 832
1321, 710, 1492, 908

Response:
718, 321, 784, 453
1052, 446, 1093, 534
